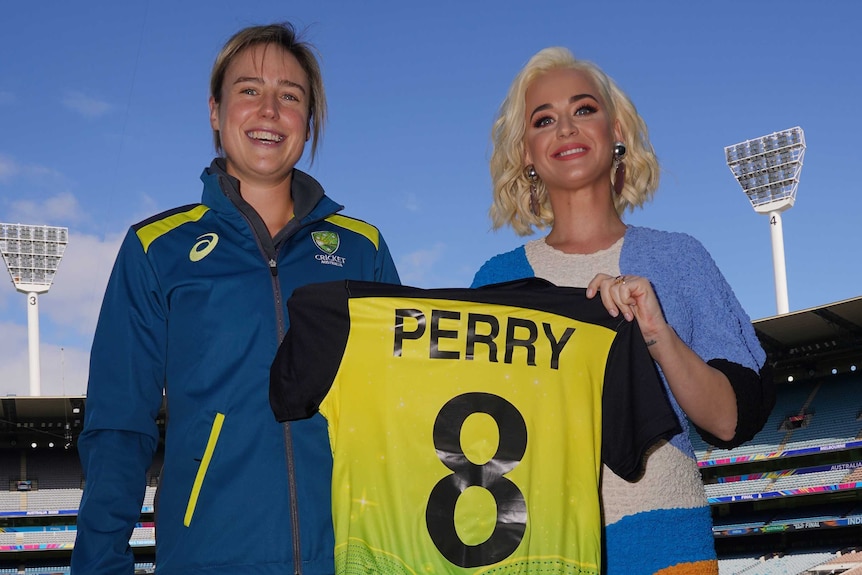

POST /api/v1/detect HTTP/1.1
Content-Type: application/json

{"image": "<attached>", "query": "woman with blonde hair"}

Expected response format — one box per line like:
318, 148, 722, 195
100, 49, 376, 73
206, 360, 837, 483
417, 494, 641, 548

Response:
473, 47, 773, 574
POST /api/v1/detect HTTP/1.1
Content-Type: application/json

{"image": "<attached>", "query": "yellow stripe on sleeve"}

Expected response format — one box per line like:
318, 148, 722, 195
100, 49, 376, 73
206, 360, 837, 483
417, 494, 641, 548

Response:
136, 205, 210, 253
325, 214, 380, 250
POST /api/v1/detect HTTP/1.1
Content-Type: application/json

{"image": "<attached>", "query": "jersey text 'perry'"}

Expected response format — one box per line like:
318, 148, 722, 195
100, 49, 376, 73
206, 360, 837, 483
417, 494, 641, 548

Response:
392, 308, 575, 369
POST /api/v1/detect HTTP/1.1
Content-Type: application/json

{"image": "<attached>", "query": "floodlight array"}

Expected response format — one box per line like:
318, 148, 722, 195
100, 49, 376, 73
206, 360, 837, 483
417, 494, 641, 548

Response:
725, 127, 805, 213
0, 223, 69, 291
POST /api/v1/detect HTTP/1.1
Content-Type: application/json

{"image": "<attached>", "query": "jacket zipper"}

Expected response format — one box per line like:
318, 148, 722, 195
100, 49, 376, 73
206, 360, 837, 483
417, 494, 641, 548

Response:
227, 179, 334, 573
282, 418, 302, 575
217, 168, 341, 573
234, 201, 303, 574
268, 255, 303, 575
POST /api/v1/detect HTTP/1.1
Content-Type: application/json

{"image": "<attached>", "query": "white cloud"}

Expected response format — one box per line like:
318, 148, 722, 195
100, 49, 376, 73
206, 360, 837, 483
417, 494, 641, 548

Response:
0, 154, 19, 181
0, 322, 89, 397
138, 193, 163, 221
62, 91, 111, 118
398, 243, 446, 287
41, 231, 123, 335
404, 192, 421, 212
0, 154, 68, 192
7, 192, 88, 226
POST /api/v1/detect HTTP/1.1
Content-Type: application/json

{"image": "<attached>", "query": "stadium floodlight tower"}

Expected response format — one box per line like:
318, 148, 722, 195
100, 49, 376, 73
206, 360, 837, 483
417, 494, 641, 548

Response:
725, 126, 805, 315
0, 223, 69, 396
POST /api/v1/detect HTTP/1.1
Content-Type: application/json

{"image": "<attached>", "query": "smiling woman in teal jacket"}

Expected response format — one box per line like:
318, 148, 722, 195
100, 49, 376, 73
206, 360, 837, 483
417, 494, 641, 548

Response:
472, 47, 773, 575
71, 23, 399, 575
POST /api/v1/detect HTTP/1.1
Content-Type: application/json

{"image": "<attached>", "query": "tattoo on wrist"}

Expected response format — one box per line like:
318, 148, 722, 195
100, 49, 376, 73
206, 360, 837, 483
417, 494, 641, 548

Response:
645, 339, 657, 347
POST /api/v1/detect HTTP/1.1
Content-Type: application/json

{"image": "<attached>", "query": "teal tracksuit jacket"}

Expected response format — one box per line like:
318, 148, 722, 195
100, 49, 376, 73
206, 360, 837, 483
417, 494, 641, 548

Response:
72, 159, 400, 574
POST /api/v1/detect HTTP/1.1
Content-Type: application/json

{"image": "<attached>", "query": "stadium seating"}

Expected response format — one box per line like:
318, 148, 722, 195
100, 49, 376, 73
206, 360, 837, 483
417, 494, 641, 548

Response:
770, 502, 856, 522
0, 492, 22, 512
696, 376, 862, 463
718, 551, 836, 575
25, 452, 83, 490
718, 556, 761, 574
696, 383, 815, 460
814, 550, 862, 573
1, 447, 158, 573
780, 377, 862, 450
769, 468, 852, 490
713, 518, 768, 531
703, 463, 862, 500
705, 478, 774, 498
23, 567, 70, 575
23, 488, 82, 511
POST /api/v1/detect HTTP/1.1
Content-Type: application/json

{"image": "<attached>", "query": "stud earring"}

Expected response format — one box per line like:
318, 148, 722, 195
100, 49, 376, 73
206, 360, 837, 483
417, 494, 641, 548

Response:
612, 142, 627, 195
524, 165, 540, 216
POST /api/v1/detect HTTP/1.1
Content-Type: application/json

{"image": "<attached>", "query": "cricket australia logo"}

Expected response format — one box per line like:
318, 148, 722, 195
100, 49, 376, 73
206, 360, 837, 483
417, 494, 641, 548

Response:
312, 231, 346, 267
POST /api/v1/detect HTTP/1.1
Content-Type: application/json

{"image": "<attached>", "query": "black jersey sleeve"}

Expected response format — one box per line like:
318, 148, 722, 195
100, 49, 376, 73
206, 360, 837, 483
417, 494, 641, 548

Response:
601, 319, 682, 481
695, 359, 775, 449
270, 280, 351, 422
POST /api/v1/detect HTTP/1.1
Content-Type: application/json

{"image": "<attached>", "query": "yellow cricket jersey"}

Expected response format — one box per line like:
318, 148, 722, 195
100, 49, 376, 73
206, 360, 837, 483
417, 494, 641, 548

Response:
271, 279, 680, 575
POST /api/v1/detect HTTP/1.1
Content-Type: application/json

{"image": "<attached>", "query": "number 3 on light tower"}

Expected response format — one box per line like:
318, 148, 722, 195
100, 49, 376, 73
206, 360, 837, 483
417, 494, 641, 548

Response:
425, 392, 528, 568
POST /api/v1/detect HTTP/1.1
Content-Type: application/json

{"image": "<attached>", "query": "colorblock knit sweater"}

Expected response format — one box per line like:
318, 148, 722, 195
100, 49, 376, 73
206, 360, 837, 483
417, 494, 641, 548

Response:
472, 226, 769, 575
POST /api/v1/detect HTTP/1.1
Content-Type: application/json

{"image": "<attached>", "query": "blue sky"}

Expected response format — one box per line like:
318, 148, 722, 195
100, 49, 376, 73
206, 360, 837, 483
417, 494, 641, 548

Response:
1, 0, 861, 396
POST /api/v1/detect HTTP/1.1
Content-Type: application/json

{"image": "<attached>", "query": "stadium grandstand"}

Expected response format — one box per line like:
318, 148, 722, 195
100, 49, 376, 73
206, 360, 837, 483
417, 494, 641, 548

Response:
1, 296, 861, 574
697, 295, 862, 574
0, 398, 161, 574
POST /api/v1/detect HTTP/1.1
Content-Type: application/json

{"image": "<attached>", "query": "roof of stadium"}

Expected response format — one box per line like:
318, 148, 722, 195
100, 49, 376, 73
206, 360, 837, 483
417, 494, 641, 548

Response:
754, 294, 862, 383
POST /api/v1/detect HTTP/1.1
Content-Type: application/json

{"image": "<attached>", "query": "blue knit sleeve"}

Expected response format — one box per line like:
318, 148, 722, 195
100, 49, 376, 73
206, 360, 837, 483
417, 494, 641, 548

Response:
471, 246, 532, 287
674, 233, 773, 446
622, 227, 772, 447
672, 233, 765, 371
623, 227, 765, 371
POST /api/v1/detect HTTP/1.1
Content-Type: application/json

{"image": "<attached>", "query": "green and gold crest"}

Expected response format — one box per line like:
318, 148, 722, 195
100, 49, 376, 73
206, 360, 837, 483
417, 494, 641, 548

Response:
312, 231, 340, 254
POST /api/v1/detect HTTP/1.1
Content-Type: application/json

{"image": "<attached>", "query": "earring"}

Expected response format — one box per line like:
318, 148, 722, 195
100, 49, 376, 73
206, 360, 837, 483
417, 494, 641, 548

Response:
612, 142, 627, 195
524, 165, 540, 216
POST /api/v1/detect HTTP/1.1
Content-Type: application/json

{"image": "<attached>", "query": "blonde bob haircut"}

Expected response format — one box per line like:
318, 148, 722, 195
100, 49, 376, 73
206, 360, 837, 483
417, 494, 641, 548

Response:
210, 22, 327, 163
489, 47, 660, 236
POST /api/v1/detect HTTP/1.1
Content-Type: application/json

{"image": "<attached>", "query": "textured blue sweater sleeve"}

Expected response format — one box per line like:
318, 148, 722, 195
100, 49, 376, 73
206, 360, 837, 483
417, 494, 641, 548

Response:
622, 227, 771, 447
670, 233, 765, 370
71, 228, 165, 575
471, 246, 532, 287
677, 236, 772, 445
623, 227, 765, 371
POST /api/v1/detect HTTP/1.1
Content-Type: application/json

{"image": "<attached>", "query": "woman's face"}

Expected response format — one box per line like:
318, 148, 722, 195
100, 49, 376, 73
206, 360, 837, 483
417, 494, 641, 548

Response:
209, 43, 310, 188
523, 68, 619, 194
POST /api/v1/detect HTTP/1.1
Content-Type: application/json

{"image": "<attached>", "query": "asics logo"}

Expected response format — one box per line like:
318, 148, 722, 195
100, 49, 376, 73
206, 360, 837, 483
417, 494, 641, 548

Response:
190, 233, 219, 262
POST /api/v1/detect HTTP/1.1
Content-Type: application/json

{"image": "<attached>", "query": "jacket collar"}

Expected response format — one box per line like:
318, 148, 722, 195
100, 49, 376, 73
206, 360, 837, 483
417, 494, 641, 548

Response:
202, 158, 344, 218
199, 158, 344, 246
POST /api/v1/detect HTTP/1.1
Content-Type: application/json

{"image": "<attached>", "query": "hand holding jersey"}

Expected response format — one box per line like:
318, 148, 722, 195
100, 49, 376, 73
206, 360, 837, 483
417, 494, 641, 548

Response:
588, 272, 741, 443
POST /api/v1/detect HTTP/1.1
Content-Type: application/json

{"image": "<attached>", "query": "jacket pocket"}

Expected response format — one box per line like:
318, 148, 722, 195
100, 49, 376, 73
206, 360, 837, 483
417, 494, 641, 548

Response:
183, 412, 225, 526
